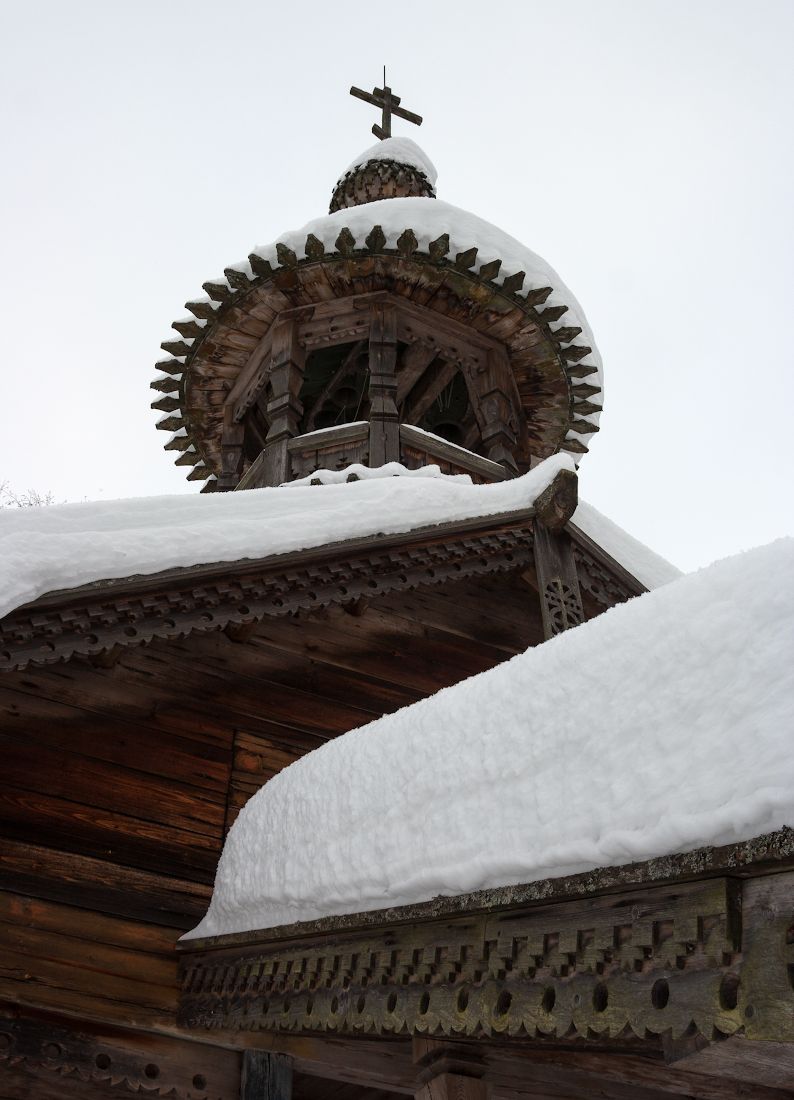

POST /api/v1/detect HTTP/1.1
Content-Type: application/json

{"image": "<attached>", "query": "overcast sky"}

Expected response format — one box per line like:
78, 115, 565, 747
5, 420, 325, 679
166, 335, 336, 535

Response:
1, 0, 792, 572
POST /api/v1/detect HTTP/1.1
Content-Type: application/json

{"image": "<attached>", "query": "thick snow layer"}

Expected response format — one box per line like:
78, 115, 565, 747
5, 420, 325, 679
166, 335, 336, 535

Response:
0, 456, 575, 620
340, 136, 438, 188
185, 537, 794, 939
571, 501, 681, 589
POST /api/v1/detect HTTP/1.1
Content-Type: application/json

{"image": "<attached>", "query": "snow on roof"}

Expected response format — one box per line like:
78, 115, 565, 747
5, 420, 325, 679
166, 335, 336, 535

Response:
184, 537, 794, 939
571, 501, 681, 590
0, 458, 678, 623
219, 196, 602, 450
340, 136, 438, 188
0, 457, 570, 620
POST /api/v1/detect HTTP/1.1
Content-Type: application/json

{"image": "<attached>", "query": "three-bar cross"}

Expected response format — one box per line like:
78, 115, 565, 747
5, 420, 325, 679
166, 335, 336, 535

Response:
349, 81, 423, 140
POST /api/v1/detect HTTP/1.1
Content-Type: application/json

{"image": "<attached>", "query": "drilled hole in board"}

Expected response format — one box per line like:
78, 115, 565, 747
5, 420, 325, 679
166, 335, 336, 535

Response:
593, 983, 609, 1012
419, 991, 430, 1015
541, 987, 556, 1012
457, 988, 469, 1012
95, 1054, 111, 1071
192, 1075, 207, 1091
495, 990, 512, 1017
387, 992, 398, 1012
719, 974, 740, 1011
651, 979, 670, 1009
331, 996, 339, 1013
144, 1064, 159, 1080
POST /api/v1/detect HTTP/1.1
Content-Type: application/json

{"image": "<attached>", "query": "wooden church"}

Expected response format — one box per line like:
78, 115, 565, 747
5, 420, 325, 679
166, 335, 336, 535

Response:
1, 84, 792, 1100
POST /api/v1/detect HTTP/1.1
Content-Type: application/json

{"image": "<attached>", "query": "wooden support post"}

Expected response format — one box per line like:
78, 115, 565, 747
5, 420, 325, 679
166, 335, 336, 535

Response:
413, 1038, 490, 1100
368, 302, 400, 466
261, 320, 304, 486
415, 1073, 490, 1100
534, 524, 585, 639
475, 351, 519, 475
241, 1052, 292, 1100
218, 406, 246, 491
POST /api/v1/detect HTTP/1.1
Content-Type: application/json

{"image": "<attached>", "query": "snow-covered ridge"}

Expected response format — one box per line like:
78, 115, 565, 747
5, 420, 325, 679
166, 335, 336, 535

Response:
185, 537, 794, 939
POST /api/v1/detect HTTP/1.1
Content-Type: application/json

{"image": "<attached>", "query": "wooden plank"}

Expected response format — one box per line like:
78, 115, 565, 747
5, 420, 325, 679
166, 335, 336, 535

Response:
0, 686, 229, 792
0, 840, 210, 928
242, 1051, 293, 1099
1, 741, 225, 836
0, 787, 220, 881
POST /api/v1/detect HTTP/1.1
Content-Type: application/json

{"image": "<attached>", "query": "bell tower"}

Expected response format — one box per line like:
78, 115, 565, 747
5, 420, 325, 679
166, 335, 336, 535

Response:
152, 85, 602, 494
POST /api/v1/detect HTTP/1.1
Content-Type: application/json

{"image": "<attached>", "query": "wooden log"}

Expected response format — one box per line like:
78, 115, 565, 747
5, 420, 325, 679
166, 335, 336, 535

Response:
242, 1051, 292, 1099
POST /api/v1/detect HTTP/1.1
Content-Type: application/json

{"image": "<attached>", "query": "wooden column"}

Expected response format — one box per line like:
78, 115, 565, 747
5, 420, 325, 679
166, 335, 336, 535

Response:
413, 1038, 490, 1100
261, 319, 304, 486
534, 524, 585, 639
478, 349, 519, 475
368, 302, 400, 466
241, 1052, 292, 1100
415, 1073, 490, 1100
218, 406, 246, 491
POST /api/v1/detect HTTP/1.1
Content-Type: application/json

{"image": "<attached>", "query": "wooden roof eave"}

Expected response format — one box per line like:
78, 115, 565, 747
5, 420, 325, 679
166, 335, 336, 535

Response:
175, 828, 794, 1048
0, 502, 542, 673
153, 233, 602, 485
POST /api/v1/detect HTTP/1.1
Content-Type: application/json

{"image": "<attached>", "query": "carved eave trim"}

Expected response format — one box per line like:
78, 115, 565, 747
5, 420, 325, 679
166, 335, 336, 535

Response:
0, 506, 541, 672
176, 831, 794, 1045
153, 228, 601, 485
566, 520, 649, 604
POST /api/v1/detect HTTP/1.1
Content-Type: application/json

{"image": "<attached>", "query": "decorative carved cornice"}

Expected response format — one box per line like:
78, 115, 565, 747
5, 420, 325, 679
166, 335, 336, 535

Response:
0, 513, 536, 672
0, 1012, 238, 1099
179, 877, 749, 1043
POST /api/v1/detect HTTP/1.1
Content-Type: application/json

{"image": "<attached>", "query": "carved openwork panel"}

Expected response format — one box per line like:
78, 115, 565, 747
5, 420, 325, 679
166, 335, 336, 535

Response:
542, 580, 584, 635
178, 877, 753, 1043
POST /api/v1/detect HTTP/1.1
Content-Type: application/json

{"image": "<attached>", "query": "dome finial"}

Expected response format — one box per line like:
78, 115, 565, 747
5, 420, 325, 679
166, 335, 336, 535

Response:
349, 77, 423, 140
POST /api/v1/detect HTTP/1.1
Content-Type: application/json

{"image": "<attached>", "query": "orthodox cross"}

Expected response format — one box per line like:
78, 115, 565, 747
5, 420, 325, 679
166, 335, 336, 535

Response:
350, 78, 423, 140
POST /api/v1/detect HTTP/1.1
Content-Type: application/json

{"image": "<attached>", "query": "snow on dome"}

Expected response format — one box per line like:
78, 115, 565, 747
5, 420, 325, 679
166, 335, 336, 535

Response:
341, 136, 438, 188
226, 196, 603, 448
185, 537, 794, 939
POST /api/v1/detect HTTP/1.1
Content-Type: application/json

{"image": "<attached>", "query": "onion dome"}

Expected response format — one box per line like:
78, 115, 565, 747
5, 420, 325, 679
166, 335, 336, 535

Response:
152, 133, 603, 491
330, 137, 437, 212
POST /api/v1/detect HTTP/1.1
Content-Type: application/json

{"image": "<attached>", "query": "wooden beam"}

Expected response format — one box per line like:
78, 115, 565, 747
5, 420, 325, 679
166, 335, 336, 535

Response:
368, 302, 400, 466
402, 358, 459, 425
242, 1051, 292, 1099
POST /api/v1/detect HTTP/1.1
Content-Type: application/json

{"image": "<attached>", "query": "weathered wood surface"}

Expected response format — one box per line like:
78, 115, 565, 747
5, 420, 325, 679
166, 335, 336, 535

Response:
0, 892, 179, 1031
0, 1011, 240, 1100
242, 1052, 293, 1099
227, 1032, 794, 1100
166, 251, 588, 483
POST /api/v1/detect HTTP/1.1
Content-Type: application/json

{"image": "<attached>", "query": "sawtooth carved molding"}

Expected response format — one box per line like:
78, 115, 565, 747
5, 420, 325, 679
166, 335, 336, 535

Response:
0, 517, 536, 672
178, 876, 766, 1043
0, 1013, 238, 1099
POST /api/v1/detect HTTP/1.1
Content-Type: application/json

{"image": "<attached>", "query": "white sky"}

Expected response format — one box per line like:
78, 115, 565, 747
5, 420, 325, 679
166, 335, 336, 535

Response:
1, 0, 792, 572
